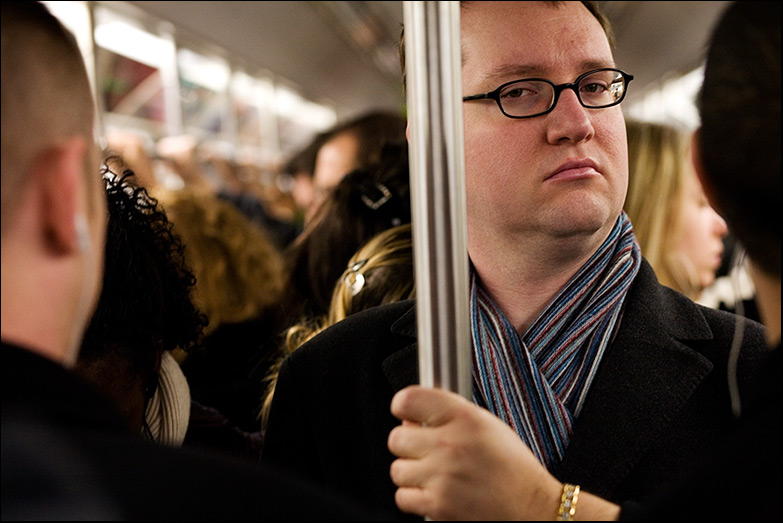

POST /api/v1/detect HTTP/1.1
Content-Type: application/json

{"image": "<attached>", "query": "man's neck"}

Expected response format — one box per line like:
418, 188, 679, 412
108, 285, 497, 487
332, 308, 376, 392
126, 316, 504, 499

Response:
2, 252, 74, 368
469, 231, 609, 334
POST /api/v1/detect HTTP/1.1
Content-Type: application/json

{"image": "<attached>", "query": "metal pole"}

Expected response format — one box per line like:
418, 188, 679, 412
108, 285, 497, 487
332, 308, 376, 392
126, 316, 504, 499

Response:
402, 1, 471, 399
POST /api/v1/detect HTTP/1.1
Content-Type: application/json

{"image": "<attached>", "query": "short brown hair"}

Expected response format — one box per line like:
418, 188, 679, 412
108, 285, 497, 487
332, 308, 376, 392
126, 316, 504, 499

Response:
398, 1, 614, 96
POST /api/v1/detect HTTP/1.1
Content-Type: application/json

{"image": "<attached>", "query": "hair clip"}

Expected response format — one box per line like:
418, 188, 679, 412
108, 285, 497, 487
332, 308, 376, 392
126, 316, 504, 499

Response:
361, 182, 392, 210
344, 259, 368, 296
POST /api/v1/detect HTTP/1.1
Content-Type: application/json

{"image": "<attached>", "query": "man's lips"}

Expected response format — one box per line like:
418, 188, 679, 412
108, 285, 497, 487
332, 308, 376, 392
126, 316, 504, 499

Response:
545, 159, 600, 181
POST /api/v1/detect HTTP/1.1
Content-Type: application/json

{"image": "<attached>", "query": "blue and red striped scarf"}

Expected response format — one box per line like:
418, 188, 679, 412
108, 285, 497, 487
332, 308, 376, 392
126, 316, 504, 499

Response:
471, 212, 641, 471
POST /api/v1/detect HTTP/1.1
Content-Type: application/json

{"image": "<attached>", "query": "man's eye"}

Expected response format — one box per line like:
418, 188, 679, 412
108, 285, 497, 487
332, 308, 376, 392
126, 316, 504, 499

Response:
582, 82, 607, 94
502, 85, 537, 99
505, 88, 530, 98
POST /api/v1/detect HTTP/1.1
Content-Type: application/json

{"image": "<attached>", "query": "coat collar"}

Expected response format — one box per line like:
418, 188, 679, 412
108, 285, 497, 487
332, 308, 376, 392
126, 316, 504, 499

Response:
382, 260, 713, 383
555, 260, 717, 496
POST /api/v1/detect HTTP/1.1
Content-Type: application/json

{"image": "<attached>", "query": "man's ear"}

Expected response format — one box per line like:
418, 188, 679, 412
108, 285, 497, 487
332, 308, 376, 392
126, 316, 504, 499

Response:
690, 128, 723, 215
34, 136, 89, 255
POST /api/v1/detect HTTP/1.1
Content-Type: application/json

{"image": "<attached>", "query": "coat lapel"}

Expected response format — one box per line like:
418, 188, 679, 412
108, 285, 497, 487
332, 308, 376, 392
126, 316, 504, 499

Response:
382, 303, 419, 392
556, 262, 715, 497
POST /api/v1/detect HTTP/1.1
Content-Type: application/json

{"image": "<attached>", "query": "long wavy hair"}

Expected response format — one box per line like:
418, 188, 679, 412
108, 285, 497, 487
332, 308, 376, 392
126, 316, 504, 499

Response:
625, 119, 704, 299
261, 223, 414, 427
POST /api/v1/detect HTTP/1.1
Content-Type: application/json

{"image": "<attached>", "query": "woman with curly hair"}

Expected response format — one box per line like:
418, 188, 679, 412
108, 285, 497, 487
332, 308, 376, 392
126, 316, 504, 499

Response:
75, 160, 207, 446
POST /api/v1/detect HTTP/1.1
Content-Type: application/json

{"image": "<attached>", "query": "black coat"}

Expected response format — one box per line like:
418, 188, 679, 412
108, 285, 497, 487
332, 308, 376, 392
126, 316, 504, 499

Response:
1, 343, 383, 521
620, 344, 781, 520
261, 260, 769, 520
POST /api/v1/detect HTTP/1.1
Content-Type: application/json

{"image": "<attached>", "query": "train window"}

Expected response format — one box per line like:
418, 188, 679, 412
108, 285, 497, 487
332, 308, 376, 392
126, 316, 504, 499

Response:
42, 1, 340, 170
624, 66, 704, 129
274, 84, 337, 162
178, 48, 230, 139
231, 72, 280, 167
93, 6, 177, 139
97, 49, 167, 127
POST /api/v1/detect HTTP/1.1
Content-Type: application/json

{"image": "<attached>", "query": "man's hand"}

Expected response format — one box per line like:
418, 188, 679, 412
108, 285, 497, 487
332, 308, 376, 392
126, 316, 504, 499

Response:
388, 385, 562, 520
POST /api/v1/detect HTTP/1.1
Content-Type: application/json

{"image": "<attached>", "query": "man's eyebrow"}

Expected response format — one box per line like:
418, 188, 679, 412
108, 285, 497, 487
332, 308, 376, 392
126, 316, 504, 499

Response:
484, 64, 543, 81
479, 60, 617, 83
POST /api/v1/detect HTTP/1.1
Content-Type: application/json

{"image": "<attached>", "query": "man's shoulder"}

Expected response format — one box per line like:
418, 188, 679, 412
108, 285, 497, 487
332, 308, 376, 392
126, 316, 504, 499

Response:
629, 260, 765, 338
283, 299, 417, 373
695, 302, 768, 364
622, 265, 768, 368
303, 299, 416, 347
338, 298, 416, 328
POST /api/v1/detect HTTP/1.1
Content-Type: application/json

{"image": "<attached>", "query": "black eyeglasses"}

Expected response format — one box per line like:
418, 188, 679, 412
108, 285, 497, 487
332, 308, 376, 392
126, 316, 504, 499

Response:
462, 68, 634, 119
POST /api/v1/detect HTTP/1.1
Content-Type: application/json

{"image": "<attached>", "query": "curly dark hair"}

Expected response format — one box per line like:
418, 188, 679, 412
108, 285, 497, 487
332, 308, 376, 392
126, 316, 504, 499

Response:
78, 160, 207, 403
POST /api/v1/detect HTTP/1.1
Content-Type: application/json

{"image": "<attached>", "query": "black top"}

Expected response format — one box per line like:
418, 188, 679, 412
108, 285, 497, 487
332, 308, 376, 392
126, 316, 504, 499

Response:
261, 260, 771, 519
620, 343, 782, 520
1, 341, 386, 521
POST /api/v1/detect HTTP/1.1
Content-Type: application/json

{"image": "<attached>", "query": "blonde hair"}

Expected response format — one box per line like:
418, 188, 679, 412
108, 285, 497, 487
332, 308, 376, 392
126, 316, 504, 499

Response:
260, 223, 414, 427
625, 120, 700, 298
156, 187, 285, 337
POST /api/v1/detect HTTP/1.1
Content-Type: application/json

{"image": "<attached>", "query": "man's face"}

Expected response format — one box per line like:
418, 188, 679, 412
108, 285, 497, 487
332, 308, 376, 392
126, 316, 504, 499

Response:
461, 1, 628, 251
308, 132, 360, 223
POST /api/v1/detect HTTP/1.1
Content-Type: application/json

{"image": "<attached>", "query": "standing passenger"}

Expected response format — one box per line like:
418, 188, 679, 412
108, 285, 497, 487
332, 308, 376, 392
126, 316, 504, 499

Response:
74, 167, 206, 448
307, 110, 407, 223
275, 141, 411, 332
261, 2, 768, 519
260, 222, 415, 429
383, 2, 780, 519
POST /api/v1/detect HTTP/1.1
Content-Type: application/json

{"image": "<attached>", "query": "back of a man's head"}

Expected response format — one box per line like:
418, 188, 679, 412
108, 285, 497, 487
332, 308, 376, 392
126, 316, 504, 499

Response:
1, 1, 95, 233
698, 1, 781, 275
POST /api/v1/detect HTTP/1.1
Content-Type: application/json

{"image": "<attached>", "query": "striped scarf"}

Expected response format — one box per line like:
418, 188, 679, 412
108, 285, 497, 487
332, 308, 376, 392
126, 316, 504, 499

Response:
471, 212, 641, 471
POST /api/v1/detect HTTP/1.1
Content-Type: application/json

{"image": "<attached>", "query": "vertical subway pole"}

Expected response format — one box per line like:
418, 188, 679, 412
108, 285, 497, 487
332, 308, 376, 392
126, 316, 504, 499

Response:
403, 1, 471, 399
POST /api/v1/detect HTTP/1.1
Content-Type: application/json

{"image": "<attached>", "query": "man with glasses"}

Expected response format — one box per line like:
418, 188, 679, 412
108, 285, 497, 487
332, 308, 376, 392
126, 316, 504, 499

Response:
261, 2, 767, 519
